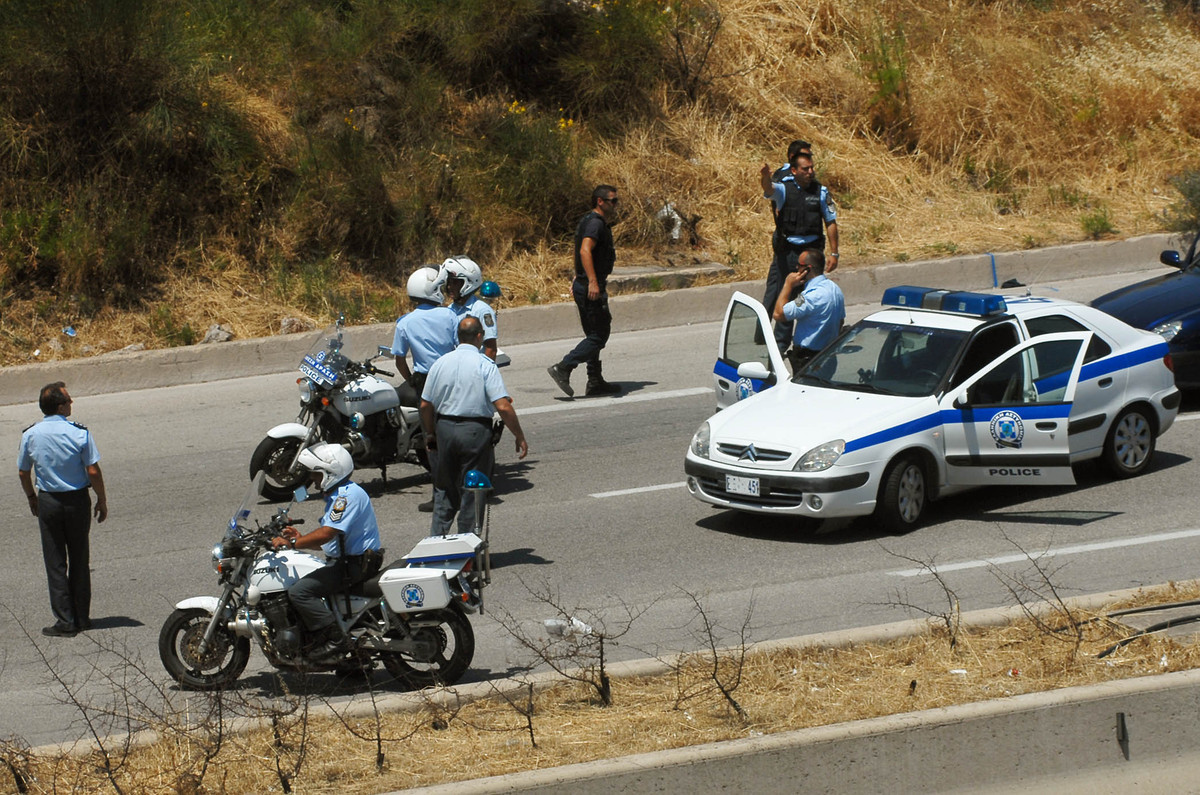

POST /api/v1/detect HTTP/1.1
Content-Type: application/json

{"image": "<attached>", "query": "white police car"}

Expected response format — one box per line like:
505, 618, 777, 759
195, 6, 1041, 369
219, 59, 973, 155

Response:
686, 286, 1182, 531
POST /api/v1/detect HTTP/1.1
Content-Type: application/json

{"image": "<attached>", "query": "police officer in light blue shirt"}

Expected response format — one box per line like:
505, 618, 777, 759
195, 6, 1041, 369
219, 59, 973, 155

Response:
270, 442, 381, 662
439, 256, 499, 361
773, 251, 845, 373
421, 317, 528, 535
17, 382, 108, 637
392, 266, 458, 404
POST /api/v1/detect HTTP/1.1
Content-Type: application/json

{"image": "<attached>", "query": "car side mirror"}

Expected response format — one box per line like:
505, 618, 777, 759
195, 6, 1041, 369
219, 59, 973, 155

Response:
736, 362, 771, 380
1160, 250, 1183, 269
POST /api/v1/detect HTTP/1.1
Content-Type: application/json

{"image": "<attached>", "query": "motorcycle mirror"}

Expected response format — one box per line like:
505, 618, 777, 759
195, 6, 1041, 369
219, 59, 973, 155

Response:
377, 345, 391, 356
293, 485, 310, 503
480, 281, 502, 299
350, 412, 367, 430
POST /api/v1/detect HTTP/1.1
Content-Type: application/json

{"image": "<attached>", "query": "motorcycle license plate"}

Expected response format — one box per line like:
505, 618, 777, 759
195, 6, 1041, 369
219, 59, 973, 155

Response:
725, 475, 760, 497
300, 357, 338, 387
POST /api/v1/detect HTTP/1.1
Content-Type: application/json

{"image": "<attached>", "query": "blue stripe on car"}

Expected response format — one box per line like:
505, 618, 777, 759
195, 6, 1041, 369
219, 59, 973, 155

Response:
713, 359, 770, 392
844, 404, 1072, 454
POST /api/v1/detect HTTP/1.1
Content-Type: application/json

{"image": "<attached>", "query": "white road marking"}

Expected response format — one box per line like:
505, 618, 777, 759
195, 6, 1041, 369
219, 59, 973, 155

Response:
888, 528, 1200, 577
591, 482, 688, 499
520, 386, 710, 416
1175, 412, 1200, 422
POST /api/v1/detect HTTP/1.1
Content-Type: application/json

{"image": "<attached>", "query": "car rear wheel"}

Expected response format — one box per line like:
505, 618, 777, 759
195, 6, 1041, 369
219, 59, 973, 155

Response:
1103, 406, 1155, 479
875, 455, 927, 533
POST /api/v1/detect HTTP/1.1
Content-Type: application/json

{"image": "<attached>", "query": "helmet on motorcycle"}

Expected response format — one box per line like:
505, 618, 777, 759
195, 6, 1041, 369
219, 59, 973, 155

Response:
439, 256, 484, 298
296, 443, 354, 493
406, 266, 444, 304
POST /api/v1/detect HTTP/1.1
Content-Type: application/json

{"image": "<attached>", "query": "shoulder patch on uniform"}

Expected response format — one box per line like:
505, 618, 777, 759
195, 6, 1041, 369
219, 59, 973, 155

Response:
70, 421, 88, 430
330, 496, 348, 522
483, 312, 495, 328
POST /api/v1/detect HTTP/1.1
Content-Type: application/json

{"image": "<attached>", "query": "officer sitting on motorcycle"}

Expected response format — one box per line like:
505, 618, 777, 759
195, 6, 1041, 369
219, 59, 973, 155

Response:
270, 443, 382, 662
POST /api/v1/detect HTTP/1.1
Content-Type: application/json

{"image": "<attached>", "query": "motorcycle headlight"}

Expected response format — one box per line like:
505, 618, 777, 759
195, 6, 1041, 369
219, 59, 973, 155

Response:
211, 543, 226, 573
1151, 319, 1184, 342
690, 422, 711, 458
795, 440, 845, 472
297, 378, 314, 404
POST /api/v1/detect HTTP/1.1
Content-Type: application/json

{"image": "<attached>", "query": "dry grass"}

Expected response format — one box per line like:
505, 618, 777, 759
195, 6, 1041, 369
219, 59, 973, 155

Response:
4, 0, 1200, 367
9, 581, 1200, 794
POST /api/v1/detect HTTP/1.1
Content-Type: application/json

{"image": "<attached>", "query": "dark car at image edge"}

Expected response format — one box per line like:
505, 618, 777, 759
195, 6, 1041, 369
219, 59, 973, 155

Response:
1091, 230, 1200, 389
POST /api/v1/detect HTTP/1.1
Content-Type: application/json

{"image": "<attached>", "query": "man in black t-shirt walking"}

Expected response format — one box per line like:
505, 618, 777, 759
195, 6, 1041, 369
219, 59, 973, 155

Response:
547, 184, 622, 398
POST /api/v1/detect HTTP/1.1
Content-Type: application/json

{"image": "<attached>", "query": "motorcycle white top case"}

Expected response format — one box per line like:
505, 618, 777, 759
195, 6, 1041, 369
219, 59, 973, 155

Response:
403, 533, 482, 571
378, 567, 453, 614
331, 373, 401, 416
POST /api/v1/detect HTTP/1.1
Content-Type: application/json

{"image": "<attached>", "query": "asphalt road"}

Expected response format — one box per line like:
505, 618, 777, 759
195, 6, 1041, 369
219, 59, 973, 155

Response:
2, 268, 1198, 749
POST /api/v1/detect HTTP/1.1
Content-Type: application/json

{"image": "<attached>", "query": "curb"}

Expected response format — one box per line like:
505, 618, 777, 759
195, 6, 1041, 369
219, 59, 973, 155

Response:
393, 581, 1200, 794
0, 233, 1177, 407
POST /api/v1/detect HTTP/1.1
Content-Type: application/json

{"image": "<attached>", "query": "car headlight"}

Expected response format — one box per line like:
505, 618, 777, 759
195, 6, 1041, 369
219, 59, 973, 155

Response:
1151, 319, 1184, 342
690, 422, 711, 458
795, 440, 845, 472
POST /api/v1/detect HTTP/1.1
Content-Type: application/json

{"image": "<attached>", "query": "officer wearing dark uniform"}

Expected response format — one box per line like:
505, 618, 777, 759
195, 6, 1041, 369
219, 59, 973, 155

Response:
547, 184, 622, 398
422, 317, 528, 535
17, 382, 108, 637
760, 150, 839, 351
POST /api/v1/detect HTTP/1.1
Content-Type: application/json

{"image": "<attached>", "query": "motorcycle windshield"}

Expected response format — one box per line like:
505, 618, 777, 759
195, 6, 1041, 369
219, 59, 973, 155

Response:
298, 318, 351, 388
227, 471, 298, 540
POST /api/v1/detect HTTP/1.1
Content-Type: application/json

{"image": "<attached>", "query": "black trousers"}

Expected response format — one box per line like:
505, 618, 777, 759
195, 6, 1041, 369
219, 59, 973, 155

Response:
38, 489, 91, 628
560, 277, 612, 380
288, 557, 365, 633
431, 417, 494, 535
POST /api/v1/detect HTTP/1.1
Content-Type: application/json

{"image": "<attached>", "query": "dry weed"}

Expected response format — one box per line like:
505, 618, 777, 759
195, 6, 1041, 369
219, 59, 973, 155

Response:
11, 582, 1200, 793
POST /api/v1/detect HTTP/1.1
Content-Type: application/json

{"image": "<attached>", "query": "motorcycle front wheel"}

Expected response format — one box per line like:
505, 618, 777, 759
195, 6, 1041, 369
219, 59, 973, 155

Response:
159, 608, 251, 690
250, 436, 305, 502
381, 607, 475, 689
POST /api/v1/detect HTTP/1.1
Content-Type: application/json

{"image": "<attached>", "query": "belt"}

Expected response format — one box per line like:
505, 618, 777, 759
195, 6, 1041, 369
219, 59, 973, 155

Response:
437, 414, 492, 426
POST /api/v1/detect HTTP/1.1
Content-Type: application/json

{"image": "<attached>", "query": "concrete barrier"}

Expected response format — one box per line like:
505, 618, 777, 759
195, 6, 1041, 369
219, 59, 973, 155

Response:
0, 233, 1176, 406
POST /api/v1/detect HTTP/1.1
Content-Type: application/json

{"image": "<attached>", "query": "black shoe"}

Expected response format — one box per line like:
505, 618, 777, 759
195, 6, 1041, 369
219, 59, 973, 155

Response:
75, 619, 92, 632
311, 635, 350, 663
418, 499, 434, 513
585, 379, 622, 397
547, 364, 574, 397
42, 623, 78, 638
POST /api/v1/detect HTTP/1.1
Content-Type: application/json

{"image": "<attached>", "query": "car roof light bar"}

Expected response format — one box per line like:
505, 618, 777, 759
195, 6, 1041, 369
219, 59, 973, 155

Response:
881, 286, 1007, 316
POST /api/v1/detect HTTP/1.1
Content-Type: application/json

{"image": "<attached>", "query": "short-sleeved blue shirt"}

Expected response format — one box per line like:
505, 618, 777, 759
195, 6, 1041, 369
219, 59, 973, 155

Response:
421, 343, 509, 418
17, 415, 100, 493
319, 479, 381, 558
782, 274, 846, 350
451, 295, 497, 343
391, 304, 458, 373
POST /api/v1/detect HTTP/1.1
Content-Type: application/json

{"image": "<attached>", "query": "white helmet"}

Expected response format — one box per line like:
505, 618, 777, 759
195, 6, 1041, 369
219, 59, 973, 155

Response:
296, 443, 354, 493
439, 256, 484, 297
406, 266, 444, 303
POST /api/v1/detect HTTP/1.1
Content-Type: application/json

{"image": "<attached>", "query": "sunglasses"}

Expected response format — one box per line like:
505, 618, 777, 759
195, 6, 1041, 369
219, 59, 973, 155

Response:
604, 196, 619, 205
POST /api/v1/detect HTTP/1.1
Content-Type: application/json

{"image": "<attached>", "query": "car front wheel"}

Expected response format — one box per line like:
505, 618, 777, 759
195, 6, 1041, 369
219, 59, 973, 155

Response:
1103, 406, 1155, 479
875, 455, 927, 533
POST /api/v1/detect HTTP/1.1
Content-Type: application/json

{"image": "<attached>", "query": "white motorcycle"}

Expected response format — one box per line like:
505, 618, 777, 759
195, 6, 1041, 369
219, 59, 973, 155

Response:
251, 315, 506, 502
158, 471, 492, 690
250, 316, 426, 502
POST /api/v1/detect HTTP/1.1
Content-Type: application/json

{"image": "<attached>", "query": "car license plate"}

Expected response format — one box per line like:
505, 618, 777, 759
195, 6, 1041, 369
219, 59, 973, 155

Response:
726, 475, 760, 497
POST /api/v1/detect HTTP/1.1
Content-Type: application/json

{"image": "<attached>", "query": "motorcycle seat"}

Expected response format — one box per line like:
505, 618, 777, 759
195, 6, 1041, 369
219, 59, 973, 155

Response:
354, 560, 407, 599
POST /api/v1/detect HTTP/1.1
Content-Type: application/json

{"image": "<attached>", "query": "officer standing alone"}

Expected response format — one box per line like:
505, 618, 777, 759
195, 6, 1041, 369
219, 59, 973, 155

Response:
17, 382, 108, 637
421, 317, 528, 535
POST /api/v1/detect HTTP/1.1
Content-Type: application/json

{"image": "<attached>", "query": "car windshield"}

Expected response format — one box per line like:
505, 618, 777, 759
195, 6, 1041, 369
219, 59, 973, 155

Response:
795, 320, 969, 396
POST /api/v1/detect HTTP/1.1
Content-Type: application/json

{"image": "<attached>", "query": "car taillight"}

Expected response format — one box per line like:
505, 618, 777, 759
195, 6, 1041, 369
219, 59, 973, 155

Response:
1164, 353, 1175, 372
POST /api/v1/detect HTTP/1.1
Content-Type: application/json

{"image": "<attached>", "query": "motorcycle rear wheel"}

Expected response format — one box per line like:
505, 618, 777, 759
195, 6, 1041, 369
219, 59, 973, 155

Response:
250, 436, 305, 502
159, 608, 251, 690
381, 608, 475, 689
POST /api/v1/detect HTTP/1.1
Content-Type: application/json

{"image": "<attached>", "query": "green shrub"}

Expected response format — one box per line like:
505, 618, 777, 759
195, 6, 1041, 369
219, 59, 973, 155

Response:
1164, 170, 1200, 234
1080, 207, 1116, 239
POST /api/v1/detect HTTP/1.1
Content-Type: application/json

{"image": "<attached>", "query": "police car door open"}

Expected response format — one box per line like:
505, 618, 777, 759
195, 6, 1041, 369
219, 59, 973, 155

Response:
939, 331, 1090, 487
714, 292, 789, 410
